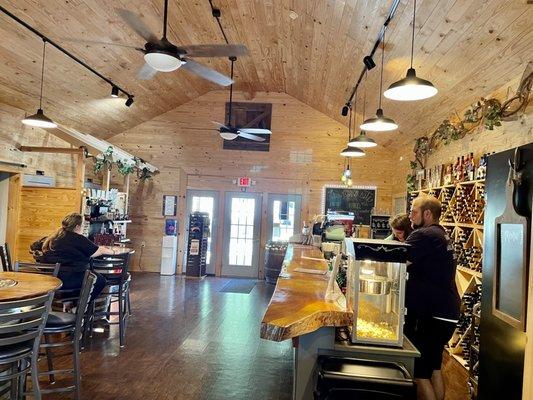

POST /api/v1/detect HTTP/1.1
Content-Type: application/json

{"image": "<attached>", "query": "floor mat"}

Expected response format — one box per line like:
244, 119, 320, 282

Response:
219, 279, 257, 294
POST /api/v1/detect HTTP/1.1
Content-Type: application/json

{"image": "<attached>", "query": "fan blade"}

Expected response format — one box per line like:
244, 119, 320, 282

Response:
237, 132, 265, 142
181, 59, 233, 86
137, 63, 158, 80
238, 128, 272, 135
116, 8, 158, 43
180, 44, 248, 58
220, 132, 238, 140
59, 38, 144, 52
212, 121, 230, 130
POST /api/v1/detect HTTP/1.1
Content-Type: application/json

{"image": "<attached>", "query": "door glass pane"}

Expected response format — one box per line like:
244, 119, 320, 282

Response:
191, 196, 214, 264
271, 200, 296, 242
228, 197, 256, 266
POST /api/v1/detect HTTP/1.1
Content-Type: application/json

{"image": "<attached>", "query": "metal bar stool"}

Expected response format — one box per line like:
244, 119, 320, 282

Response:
0, 292, 54, 400
89, 252, 131, 347
0, 243, 13, 272
38, 271, 96, 399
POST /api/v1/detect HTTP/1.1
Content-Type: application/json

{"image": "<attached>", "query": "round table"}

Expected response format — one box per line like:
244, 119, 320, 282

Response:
0, 272, 62, 302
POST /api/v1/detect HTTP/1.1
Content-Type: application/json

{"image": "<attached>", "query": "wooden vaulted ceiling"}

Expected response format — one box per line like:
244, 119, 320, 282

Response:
0, 1, 531, 147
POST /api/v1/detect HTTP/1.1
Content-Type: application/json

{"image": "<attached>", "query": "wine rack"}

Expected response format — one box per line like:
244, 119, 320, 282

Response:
410, 179, 485, 374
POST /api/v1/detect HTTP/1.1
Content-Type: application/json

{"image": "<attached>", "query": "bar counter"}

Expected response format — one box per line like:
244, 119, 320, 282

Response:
261, 244, 352, 341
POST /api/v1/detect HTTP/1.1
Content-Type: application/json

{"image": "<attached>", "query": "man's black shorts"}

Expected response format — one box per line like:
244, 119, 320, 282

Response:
404, 314, 456, 379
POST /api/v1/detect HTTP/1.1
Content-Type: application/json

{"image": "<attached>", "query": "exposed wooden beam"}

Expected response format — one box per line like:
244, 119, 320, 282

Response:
19, 146, 83, 154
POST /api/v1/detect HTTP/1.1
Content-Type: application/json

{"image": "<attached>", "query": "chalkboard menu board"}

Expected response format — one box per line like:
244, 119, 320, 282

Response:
324, 186, 376, 225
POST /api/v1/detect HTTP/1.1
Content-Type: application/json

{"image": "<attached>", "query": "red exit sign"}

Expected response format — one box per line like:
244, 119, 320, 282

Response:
238, 177, 251, 187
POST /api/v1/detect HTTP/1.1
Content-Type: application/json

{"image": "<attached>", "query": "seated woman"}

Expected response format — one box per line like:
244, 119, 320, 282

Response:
41, 213, 118, 299
385, 213, 413, 242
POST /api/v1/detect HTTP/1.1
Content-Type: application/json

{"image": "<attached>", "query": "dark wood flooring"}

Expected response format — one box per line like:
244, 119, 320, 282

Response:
44, 273, 293, 400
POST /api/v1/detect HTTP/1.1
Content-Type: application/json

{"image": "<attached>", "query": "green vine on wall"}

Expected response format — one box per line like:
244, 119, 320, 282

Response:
91, 147, 156, 180
407, 67, 532, 188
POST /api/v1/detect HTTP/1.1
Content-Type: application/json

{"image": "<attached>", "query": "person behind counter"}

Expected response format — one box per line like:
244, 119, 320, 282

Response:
385, 213, 413, 242
405, 195, 460, 400
40, 213, 119, 300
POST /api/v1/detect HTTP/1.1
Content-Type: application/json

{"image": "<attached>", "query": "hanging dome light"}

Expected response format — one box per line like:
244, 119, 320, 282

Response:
384, 0, 437, 101
348, 131, 377, 148
340, 147, 365, 157
360, 108, 398, 131
384, 68, 437, 101
22, 108, 57, 129
22, 40, 56, 129
360, 28, 397, 132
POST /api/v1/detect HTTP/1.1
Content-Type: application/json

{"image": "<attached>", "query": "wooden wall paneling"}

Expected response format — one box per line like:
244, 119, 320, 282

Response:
6, 173, 21, 259
0, 102, 78, 187
0, 1, 531, 148
15, 187, 79, 262
111, 91, 395, 273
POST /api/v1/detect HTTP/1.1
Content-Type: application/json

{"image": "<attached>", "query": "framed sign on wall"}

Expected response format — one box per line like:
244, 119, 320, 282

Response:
163, 195, 177, 216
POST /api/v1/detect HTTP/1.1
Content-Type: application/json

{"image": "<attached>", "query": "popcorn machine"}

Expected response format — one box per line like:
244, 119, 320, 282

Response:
344, 238, 409, 347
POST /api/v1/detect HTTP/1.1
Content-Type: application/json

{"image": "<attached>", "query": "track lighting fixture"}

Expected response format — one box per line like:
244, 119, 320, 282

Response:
22, 40, 57, 129
341, 104, 350, 116
111, 86, 119, 98
125, 96, 134, 107
363, 56, 376, 70
348, 80, 377, 148
360, 29, 397, 132
384, 0, 437, 101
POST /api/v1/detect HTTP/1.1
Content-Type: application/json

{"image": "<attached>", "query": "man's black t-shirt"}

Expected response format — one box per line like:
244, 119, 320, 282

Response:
405, 224, 461, 320
43, 231, 99, 273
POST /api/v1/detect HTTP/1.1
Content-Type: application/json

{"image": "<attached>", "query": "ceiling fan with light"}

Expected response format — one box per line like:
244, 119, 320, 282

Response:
71, 0, 247, 85
212, 57, 272, 142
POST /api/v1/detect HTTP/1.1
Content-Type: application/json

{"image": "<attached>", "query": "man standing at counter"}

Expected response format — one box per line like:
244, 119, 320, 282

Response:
405, 195, 460, 400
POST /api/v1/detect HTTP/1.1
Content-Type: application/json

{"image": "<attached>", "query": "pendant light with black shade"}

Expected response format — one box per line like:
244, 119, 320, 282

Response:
349, 71, 377, 148
340, 106, 365, 157
22, 40, 57, 129
360, 29, 397, 132
384, 0, 437, 101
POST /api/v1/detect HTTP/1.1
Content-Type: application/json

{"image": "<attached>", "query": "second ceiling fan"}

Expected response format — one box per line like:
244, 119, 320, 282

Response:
116, 0, 247, 85
212, 57, 272, 142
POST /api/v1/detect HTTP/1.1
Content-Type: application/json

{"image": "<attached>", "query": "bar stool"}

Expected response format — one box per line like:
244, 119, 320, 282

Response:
0, 293, 54, 400
89, 252, 131, 347
0, 243, 13, 272
39, 271, 96, 400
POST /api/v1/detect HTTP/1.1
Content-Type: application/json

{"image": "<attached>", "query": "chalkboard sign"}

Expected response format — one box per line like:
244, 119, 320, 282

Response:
323, 186, 376, 225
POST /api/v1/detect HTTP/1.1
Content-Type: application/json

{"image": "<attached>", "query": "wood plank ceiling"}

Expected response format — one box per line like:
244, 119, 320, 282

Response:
0, 1, 531, 147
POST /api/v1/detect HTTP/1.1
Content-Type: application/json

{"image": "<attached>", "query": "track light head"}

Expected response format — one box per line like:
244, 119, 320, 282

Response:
212, 8, 221, 18
341, 104, 350, 116
363, 56, 376, 70
125, 96, 134, 107
111, 86, 119, 98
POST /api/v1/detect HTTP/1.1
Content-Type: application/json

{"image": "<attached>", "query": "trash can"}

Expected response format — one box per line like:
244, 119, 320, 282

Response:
264, 241, 288, 285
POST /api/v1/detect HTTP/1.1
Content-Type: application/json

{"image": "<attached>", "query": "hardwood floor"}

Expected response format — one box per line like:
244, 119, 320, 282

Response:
44, 273, 293, 400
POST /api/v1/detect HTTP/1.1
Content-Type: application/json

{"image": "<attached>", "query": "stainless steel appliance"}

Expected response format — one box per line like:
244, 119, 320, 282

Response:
344, 238, 409, 347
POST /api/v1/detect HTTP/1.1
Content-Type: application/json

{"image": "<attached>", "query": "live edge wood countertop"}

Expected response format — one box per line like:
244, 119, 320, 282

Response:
261, 244, 352, 342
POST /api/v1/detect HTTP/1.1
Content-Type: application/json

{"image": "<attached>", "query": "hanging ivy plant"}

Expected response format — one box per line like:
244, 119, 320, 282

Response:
116, 159, 135, 176
138, 167, 154, 181
93, 146, 114, 174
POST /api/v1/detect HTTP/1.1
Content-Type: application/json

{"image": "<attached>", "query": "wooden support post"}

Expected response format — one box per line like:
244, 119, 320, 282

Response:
124, 174, 130, 214
6, 174, 21, 261
102, 169, 111, 191
76, 149, 86, 213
